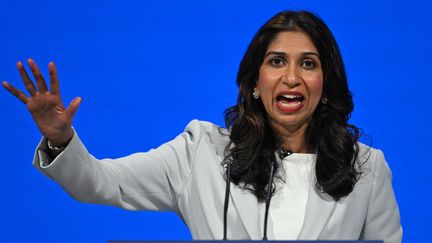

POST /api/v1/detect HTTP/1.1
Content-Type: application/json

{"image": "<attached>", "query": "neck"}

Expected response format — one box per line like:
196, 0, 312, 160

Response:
271, 121, 314, 154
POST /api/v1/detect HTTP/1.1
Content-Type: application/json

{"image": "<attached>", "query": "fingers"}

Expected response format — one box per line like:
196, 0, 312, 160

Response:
2, 81, 29, 104
49, 62, 60, 95
16, 61, 37, 96
10, 59, 60, 103
27, 58, 48, 93
65, 97, 82, 121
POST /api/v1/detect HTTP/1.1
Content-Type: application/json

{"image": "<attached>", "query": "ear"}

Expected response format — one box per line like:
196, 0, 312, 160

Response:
252, 86, 260, 99
254, 82, 260, 93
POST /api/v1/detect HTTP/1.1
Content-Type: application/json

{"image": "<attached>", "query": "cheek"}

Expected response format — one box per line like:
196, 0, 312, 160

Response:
257, 70, 269, 89
308, 78, 324, 102
315, 80, 324, 96
257, 68, 277, 93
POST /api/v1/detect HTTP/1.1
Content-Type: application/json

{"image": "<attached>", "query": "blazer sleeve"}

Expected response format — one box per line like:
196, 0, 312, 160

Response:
32, 120, 204, 212
360, 150, 403, 243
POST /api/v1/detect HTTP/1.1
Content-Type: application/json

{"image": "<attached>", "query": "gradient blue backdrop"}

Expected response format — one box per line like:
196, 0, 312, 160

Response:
1, 0, 430, 242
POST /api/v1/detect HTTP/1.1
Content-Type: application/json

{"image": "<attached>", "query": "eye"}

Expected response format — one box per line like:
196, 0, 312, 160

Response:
301, 59, 316, 69
269, 57, 286, 67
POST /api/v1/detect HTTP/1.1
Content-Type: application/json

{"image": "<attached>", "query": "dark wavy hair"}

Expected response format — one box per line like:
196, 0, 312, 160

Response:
223, 10, 362, 201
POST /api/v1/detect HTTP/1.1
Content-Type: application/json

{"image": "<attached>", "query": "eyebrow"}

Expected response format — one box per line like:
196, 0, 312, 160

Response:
265, 51, 320, 58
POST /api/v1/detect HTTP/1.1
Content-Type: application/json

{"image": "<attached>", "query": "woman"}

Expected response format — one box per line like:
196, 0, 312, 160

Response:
2, 10, 401, 242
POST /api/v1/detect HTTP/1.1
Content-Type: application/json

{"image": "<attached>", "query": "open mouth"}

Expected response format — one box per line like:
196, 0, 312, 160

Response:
276, 93, 305, 106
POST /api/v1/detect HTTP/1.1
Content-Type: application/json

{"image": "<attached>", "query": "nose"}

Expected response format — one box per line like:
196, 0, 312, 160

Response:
282, 65, 301, 88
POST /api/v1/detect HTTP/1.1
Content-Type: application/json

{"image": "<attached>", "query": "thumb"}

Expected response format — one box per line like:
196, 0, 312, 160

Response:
65, 97, 82, 122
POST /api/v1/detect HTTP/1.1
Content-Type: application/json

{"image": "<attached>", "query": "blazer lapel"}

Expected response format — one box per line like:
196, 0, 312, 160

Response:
228, 177, 336, 240
297, 187, 336, 239
230, 184, 261, 239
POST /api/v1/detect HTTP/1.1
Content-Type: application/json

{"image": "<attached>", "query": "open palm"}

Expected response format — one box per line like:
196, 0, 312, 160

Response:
2, 59, 81, 146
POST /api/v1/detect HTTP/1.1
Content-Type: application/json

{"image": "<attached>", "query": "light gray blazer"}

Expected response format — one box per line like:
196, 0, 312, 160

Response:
33, 120, 402, 242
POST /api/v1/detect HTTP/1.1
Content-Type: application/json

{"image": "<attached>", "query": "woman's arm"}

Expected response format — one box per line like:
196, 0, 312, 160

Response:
3, 59, 200, 212
33, 120, 204, 212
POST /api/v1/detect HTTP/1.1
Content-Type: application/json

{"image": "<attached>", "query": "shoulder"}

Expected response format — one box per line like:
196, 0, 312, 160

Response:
184, 119, 227, 135
183, 120, 229, 141
183, 119, 230, 157
357, 142, 390, 170
356, 142, 393, 185
343, 143, 396, 210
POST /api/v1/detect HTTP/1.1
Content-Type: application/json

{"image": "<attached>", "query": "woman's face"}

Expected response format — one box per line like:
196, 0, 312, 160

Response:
256, 31, 323, 133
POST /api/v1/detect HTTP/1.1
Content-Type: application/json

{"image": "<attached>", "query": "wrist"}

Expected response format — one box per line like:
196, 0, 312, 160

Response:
47, 139, 66, 153
47, 128, 74, 147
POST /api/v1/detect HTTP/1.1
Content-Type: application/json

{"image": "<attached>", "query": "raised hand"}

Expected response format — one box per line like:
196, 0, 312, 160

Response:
2, 59, 82, 147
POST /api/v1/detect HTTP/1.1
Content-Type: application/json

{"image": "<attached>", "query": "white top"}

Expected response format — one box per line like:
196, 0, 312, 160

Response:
268, 153, 316, 239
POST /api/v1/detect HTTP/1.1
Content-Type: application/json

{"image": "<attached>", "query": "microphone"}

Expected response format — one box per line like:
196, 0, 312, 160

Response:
278, 149, 293, 158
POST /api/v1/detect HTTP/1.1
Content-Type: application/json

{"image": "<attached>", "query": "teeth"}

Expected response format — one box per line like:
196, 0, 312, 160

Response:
279, 101, 302, 107
282, 94, 302, 99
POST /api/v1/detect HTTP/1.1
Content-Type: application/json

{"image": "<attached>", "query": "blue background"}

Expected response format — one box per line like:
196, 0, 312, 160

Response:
1, 0, 430, 242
